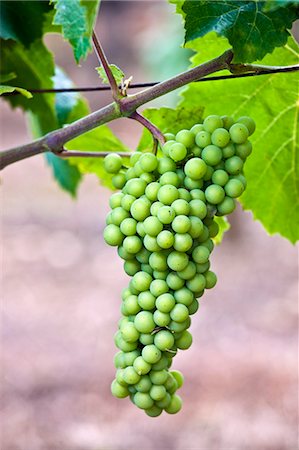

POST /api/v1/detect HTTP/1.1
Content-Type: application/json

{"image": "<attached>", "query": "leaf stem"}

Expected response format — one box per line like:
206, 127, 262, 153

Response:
92, 30, 121, 101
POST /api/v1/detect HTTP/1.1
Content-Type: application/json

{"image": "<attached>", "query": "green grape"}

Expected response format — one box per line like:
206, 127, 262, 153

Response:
171, 370, 184, 388
149, 369, 168, 385
211, 127, 230, 148
124, 260, 141, 276
205, 184, 225, 204
195, 131, 211, 148
130, 198, 151, 221
124, 350, 140, 366
111, 380, 129, 398
173, 233, 193, 252
224, 156, 244, 175
222, 143, 235, 159
224, 178, 245, 198
167, 251, 189, 271
157, 205, 176, 224
121, 322, 140, 343
145, 182, 160, 202
136, 221, 146, 238
134, 392, 154, 409
133, 356, 152, 375
168, 319, 190, 333
104, 153, 123, 174
205, 270, 217, 289
145, 405, 163, 417
203, 115, 223, 133
114, 351, 126, 369
237, 116, 256, 135
150, 279, 169, 296
109, 192, 124, 209
190, 123, 204, 134
156, 392, 171, 408
140, 172, 155, 184
175, 330, 193, 350
134, 311, 156, 333
130, 152, 142, 165
149, 251, 168, 271
121, 194, 136, 211
177, 261, 197, 280
212, 169, 229, 186
103, 224, 124, 246
153, 310, 171, 327
123, 295, 141, 315
229, 123, 249, 144
152, 354, 169, 370
156, 293, 176, 313
131, 271, 153, 291
166, 272, 185, 290
192, 245, 210, 264
216, 196, 236, 215
188, 298, 199, 314
111, 207, 130, 226
140, 153, 158, 172
143, 216, 163, 236
221, 115, 234, 130
123, 236, 143, 254
171, 215, 191, 233
160, 171, 181, 187
139, 333, 154, 346
201, 145, 222, 166
112, 173, 126, 189
184, 176, 204, 190
165, 395, 183, 414
174, 287, 194, 306
169, 142, 187, 162
164, 133, 175, 141
120, 217, 137, 236
135, 375, 152, 392
158, 184, 179, 205
178, 187, 192, 202
189, 216, 204, 239
184, 158, 207, 180
126, 178, 147, 197
149, 385, 167, 401
235, 140, 252, 159
176, 129, 195, 148
186, 274, 206, 292
157, 230, 174, 249
189, 199, 207, 219
141, 263, 153, 275
157, 157, 176, 174
144, 234, 161, 252
154, 330, 175, 351
142, 345, 162, 364
136, 247, 151, 264
138, 291, 156, 310
123, 366, 141, 385
170, 304, 189, 322
190, 189, 205, 201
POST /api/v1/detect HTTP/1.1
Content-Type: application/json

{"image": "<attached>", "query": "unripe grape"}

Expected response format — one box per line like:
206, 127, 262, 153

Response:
224, 178, 245, 198
169, 142, 187, 162
201, 145, 222, 166
190, 123, 204, 134
175, 129, 195, 148
211, 128, 230, 148
203, 115, 223, 133
195, 130, 211, 148
205, 184, 225, 204
237, 116, 256, 135
184, 157, 207, 180
229, 123, 249, 144
104, 153, 123, 173
140, 152, 158, 172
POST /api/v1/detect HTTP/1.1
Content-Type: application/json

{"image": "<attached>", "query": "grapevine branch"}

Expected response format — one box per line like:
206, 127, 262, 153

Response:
92, 30, 121, 101
1, 51, 298, 170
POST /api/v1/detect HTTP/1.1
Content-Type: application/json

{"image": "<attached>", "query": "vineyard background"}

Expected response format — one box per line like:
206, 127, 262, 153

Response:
1, 2, 298, 449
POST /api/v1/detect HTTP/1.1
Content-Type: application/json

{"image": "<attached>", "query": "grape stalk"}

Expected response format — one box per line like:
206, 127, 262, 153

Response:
103, 114, 255, 417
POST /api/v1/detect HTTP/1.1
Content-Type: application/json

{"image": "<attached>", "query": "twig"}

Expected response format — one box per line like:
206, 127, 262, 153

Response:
92, 30, 121, 101
129, 111, 166, 147
3, 64, 298, 96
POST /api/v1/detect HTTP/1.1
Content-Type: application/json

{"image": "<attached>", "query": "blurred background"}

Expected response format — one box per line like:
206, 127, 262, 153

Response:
1, 1, 298, 449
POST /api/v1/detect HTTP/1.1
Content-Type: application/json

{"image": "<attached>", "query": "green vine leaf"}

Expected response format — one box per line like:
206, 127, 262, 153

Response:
180, 35, 299, 243
181, 0, 299, 62
0, 1, 53, 46
96, 64, 125, 85
263, 0, 299, 12
0, 84, 32, 98
52, 0, 100, 63
0, 39, 57, 132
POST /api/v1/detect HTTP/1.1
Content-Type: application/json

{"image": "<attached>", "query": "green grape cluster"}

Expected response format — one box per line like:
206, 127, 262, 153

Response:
103, 114, 255, 417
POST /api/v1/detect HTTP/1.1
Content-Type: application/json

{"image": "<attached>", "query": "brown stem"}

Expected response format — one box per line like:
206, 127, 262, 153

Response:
92, 31, 121, 101
129, 111, 166, 147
